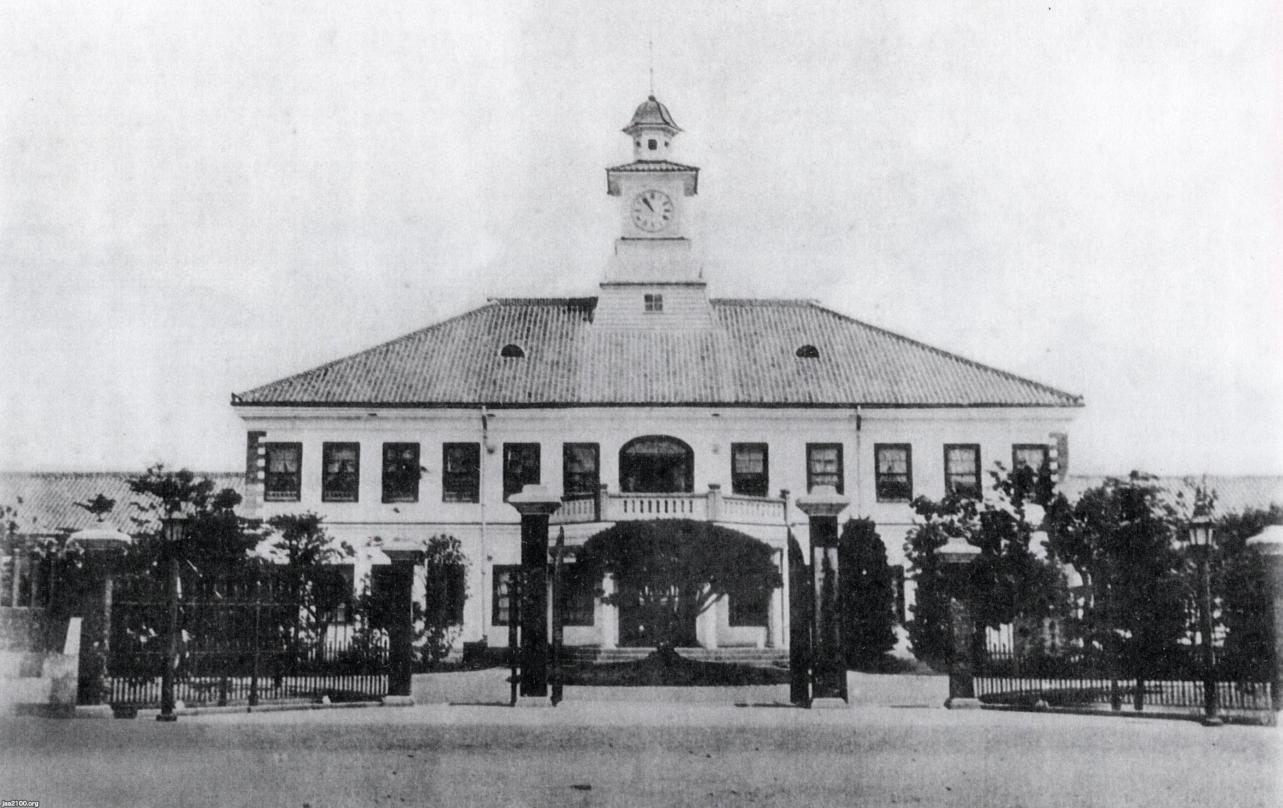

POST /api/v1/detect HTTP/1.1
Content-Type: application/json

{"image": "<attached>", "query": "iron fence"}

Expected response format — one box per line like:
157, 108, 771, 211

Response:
103, 567, 388, 708
975, 645, 1273, 719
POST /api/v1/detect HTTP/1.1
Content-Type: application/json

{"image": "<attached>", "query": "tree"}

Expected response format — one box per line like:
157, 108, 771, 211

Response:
838, 517, 897, 668
124, 464, 265, 573
265, 512, 355, 643
575, 519, 781, 649
418, 534, 469, 668
1212, 505, 1281, 680
1044, 472, 1190, 684
905, 466, 1069, 665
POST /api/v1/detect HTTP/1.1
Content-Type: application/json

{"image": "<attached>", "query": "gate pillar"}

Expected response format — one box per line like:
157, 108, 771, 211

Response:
70, 523, 132, 717
796, 486, 849, 707
509, 485, 562, 706
787, 530, 811, 705
1247, 526, 1283, 712
939, 538, 982, 709
382, 544, 424, 705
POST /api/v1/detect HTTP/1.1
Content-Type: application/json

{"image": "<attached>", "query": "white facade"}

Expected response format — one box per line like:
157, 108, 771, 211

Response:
232, 94, 1081, 652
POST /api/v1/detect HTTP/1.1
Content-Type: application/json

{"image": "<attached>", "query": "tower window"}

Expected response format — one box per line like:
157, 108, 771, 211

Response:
796, 344, 820, 358
499, 343, 525, 358
644, 294, 664, 312
648, 139, 657, 150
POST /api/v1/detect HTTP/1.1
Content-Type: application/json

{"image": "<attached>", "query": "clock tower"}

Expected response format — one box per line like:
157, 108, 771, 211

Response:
598, 95, 711, 328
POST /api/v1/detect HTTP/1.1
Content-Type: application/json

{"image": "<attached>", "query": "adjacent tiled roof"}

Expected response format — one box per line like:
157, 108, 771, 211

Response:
233, 298, 1083, 408
0, 472, 245, 537
606, 160, 699, 173
1063, 475, 1283, 516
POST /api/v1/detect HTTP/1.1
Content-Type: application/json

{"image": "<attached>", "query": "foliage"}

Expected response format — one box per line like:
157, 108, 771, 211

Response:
123, 464, 266, 574
576, 519, 781, 648
417, 534, 469, 668
265, 512, 355, 645
1211, 505, 1281, 680
838, 517, 897, 668
1043, 471, 1191, 678
905, 465, 1069, 665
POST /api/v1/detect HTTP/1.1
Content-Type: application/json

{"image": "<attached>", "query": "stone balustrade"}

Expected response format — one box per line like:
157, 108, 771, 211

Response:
551, 485, 786, 526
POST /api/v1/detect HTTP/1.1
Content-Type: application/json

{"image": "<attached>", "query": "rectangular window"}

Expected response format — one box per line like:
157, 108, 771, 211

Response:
381, 442, 420, 503
560, 564, 596, 627
729, 590, 770, 627
731, 443, 769, 497
316, 564, 355, 625
503, 443, 541, 501
263, 442, 302, 502
442, 443, 480, 503
321, 442, 360, 503
1012, 444, 1049, 473
874, 444, 913, 502
644, 293, 663, 312
562, 443, 600, 497
944, 444, 981, 498
492, 565, 520, 626
806, 443, 844, 494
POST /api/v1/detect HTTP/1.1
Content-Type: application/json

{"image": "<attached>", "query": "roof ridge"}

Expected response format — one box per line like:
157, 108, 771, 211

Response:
804, 301, 1084, 406
232, 301, 499, 402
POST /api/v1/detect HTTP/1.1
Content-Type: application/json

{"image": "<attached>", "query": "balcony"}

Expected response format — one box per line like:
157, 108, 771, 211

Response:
551, 484, 787, 527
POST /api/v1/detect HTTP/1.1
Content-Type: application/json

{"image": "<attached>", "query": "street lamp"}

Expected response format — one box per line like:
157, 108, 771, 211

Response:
157, 512, 187, 722
1188, 513, 1221, 726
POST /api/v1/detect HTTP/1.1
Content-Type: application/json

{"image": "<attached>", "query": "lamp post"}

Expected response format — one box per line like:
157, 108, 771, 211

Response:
1188, 513, 1222, 726
939, 537, 982, 709
157, 512, 187, 722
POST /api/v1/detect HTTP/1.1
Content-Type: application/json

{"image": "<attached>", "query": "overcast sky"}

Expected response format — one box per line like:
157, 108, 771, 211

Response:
1, 1, 1280, 476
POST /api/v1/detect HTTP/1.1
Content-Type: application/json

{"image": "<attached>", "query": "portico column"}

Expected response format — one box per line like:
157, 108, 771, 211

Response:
600, 573, 619, 650
1246, 526, 1283, 712
509, 485, 562, 706
796, 485, 849, 708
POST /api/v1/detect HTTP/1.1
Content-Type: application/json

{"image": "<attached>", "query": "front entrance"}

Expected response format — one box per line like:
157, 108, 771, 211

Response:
618, 595, 698, 647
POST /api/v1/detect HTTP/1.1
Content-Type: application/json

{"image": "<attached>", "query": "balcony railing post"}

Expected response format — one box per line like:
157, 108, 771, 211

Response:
596, 483, 606, 523
707, 484, 723, 522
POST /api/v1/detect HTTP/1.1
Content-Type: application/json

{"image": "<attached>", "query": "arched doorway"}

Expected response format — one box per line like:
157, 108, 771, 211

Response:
619, 435, 694, 494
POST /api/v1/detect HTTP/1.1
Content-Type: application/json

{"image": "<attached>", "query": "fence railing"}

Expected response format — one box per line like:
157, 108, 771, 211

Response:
975, 646, 1274, 718
103, 568, 389, 708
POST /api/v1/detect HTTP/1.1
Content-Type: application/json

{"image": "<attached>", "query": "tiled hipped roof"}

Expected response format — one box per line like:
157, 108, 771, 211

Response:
232, 299, 1083, 408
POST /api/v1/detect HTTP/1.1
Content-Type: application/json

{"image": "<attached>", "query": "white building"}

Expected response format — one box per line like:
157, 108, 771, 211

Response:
231, 95, 1082, 651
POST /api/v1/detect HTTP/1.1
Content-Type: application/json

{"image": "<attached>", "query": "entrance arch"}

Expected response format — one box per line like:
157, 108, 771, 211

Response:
619, 435, 694, 493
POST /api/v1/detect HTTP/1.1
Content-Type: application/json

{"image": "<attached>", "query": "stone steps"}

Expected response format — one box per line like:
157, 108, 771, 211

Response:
565, 647, 788, 667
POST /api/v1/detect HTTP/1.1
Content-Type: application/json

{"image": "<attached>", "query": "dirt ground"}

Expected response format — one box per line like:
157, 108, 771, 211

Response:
2, 700, 1279, 808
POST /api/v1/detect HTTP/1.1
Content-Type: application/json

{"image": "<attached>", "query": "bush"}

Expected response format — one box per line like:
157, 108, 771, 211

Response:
838, 517, 897, 669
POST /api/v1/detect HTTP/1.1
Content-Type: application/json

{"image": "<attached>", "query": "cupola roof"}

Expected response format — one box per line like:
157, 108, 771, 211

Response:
623, 95, 682, 135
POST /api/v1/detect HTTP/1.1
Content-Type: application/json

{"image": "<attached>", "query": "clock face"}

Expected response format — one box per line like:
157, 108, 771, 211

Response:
630, 190, 675, 233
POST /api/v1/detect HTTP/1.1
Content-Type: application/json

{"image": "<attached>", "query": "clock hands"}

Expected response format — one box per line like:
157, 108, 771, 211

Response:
642, 197, 654, 212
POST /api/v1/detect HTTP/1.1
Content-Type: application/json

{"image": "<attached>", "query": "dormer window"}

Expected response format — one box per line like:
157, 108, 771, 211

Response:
644, 294, 664, 313
499, 343, 525, 358
796, 344, 820, 358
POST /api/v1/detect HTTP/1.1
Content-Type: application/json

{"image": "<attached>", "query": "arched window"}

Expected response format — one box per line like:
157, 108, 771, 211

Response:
499, 343, 526, 358
619, 435, 694, 493
796, 344, 820, 359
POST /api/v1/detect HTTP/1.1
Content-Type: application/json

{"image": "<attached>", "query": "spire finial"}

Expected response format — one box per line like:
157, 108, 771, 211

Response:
648, 38, 654, 96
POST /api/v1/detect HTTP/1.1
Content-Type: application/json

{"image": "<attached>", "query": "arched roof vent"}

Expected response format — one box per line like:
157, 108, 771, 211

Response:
796, 344, 820, 359
499, 343, 526, 359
